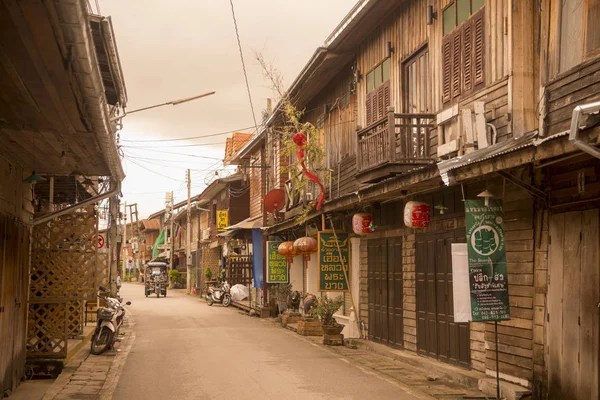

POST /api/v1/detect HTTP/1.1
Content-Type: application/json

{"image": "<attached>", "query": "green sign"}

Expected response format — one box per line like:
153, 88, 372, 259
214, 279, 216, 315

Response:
465, 199, 510, 322
266, 241, 288, 283
318, 232, 349, 292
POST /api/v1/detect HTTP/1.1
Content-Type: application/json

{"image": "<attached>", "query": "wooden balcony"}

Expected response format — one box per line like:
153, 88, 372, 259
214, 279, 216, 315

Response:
356, 108, 436, 184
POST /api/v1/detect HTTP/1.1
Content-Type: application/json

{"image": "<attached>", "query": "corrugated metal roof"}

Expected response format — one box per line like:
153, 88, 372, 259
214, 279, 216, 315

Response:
140, 218, 161, 231
437, 131, 538, 185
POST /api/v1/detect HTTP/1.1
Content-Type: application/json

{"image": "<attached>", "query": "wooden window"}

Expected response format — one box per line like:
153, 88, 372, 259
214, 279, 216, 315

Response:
586, 0, 600, 54
211, 203, 217, 224
403, 48, 431, 113
442, 7, 485, 104
365, 58, 391, 125
442, 0, 485, 36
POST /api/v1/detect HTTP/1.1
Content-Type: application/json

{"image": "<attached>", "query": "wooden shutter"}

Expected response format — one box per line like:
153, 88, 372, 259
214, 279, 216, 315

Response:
473, 9, 485, 87
366, 91, 374, 125
442, 37, 452, 104
382, 80, 391, 113
462, 21, 473, 93
451, 31, 462, 99
377, 84, 385, 119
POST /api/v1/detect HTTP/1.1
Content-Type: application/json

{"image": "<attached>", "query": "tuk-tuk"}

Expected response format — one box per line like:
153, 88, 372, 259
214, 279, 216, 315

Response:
144, 262, 168, 298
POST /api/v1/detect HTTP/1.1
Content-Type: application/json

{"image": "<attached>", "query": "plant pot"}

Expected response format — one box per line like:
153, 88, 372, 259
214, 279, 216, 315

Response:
321, 324, 344, 335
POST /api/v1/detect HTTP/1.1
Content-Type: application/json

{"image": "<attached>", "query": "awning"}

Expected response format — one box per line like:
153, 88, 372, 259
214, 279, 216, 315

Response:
217, 215, 263, 238
437, 131, 538, 185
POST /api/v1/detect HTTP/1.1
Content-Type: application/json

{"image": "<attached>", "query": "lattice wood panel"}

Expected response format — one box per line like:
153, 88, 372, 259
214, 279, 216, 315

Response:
28, 210, 106, 359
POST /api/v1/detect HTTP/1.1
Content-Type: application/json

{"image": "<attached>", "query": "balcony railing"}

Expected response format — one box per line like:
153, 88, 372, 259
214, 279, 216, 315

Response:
357, 108, 435, 179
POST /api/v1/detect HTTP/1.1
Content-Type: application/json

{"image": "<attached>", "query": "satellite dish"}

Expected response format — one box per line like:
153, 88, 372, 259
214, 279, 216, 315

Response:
264, 189, 285, 214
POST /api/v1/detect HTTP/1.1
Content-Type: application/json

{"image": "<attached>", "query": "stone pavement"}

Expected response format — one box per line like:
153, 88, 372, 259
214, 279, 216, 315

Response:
41, 322, 135, 400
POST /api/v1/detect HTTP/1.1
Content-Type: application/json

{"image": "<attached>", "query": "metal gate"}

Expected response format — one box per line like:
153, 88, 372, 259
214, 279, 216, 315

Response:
368, 238, 403, 347
547, 210, 599, 400
28, 210, 108, 359
416, 229, 470, 367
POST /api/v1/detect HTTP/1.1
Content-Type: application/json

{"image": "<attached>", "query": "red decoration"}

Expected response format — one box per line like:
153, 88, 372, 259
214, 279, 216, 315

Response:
293, 236, 318, 262
404, 201, 431, 228
277, 241, 298, 264
352, 213, 374, 235
293, 132, 326, 210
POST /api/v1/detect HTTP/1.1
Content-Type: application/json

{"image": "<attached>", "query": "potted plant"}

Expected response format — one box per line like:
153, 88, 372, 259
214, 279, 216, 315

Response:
310, 294, 344, 335
268, 283, 292, 314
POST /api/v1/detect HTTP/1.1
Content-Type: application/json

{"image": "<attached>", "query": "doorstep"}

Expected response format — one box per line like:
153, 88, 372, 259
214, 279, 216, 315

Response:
347, 339, 531, 400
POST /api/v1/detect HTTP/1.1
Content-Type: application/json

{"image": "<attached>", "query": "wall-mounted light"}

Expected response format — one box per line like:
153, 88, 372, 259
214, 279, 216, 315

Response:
426, 5, 437, 25
387, 41, 394, 57
60, 151, 66, 166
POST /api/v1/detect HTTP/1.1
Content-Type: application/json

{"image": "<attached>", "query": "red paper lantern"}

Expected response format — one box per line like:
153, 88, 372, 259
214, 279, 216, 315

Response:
404, 201, 431, 228
352, 213, 374, 235
293, 237, 318, 262
277, 241, 298, 264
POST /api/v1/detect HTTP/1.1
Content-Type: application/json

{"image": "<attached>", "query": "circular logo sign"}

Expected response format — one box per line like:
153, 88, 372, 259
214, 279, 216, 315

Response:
470, 225, 499, 256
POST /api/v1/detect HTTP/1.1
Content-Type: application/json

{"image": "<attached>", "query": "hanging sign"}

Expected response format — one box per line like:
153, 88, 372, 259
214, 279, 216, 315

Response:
465, 199, 510, 322
266, 241, 288, 283
318, 232, 349, 292
217, 210, 229, 232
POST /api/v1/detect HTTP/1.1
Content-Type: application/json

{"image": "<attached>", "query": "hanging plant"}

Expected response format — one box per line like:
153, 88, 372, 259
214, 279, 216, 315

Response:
256, 52, 331, 224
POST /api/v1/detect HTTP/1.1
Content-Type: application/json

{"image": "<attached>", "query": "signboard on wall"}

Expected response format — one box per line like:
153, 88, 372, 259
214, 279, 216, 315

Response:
266, 241, 288, 283
451, 243, 473, 323
465, 199, 510, 322
217, 210, 228, 232
318, 231, 349, 292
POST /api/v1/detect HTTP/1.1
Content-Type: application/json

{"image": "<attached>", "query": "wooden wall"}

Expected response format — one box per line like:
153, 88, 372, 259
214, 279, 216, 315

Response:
356, 0, 509, 127
0, 216, 30, 395
248, 147, 264, 218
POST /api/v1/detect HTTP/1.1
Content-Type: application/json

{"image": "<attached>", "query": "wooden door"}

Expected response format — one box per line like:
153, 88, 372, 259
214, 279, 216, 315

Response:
416, 229, 470, 367
368, 238, 403, 347
548, 210, 599, 400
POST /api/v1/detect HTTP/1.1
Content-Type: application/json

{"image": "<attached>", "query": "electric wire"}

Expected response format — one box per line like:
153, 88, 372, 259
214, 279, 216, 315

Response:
125, 157, 185, 182
121, 141, 227, 150
119, 125, 260, 143
229, 0, 258, 129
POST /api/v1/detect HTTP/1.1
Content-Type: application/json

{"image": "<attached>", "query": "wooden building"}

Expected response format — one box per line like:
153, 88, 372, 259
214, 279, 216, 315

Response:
260, 0, 600, 398
0, 0, 126, 394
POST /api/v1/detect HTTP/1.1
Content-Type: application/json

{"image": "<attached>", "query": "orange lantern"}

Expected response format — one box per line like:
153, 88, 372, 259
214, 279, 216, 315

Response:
352, 213, 374, 235
293, 237, 318, 262
404, 201, 431, 228
277, 241, 298, 264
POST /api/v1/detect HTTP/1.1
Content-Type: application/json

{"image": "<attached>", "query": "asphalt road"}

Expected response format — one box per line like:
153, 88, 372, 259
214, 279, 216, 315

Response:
112, 283, 417, 400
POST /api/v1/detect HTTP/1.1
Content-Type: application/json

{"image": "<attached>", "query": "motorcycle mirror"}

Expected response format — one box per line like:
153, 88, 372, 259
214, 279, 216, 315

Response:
98, 286, 106, 292
126, 301, 132, 306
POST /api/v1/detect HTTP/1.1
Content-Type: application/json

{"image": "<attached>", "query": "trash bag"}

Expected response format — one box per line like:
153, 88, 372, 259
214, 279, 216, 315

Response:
230, 284, 249, 302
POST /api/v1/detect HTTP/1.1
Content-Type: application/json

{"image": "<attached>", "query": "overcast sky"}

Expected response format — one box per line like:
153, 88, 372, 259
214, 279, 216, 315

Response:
99, 0, 355, 218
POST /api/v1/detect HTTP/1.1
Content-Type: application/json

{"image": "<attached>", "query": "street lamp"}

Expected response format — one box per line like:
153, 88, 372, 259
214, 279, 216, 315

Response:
110, 91, 216, 122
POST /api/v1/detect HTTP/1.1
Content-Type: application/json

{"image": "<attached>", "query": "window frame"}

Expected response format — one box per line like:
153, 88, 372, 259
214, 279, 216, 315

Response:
442, 0, 485, 37
366, 57, 391, 94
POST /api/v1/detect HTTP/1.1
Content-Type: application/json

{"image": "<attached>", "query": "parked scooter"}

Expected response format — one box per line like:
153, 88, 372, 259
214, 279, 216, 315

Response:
206, 281, 232, 307
90, 286, 131, 355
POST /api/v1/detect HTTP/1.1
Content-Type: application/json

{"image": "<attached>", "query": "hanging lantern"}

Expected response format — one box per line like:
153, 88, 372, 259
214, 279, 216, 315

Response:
277, 241, 298, 264
352, 213, 374, 235
404, 201, 431, 228
293, 236, 318, 262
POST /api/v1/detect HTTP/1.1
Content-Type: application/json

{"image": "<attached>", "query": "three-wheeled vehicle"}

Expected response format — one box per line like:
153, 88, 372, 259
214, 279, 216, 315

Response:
144, 262, 168, 298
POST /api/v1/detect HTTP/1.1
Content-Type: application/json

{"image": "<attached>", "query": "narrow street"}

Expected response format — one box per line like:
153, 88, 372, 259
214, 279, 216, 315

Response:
111, 283, 417, 400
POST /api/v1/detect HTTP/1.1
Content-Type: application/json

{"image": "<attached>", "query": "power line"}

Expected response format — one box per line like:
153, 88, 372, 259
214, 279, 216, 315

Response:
121, 141, 227, 150
119, 125, 259, 143
123, 147, 224, 160
229, 0, 258, 129
125, 158, 185, 182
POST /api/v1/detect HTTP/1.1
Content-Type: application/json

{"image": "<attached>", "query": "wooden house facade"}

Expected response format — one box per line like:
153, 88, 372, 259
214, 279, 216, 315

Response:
262, 0, 600, 397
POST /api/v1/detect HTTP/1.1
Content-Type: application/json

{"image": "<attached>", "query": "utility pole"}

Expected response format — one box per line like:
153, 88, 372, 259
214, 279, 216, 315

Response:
122, 201, 127, 280
108, 181, 119, 294
169, 191, 175, 271
186, 169, 192, 293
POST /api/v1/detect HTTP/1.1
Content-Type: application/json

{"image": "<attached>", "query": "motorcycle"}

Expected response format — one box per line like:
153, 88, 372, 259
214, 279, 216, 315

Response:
206, 281, 232, 307
90, 286, 131, 355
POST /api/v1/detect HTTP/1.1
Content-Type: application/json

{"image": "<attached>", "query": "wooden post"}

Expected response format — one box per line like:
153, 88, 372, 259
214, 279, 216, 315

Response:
108, 183, 119, 294
170, 191, 174, 271
387, 106, 395, 162
186, 169, 191, 293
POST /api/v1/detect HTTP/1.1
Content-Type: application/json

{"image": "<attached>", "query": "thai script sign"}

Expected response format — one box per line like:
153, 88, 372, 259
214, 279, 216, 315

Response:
465, 199, 510, 322
318, 232, 349, 292
266, 241, 288, 283
217, 210, 228, 232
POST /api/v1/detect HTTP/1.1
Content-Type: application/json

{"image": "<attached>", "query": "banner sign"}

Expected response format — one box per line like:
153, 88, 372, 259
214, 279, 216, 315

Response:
266, 241, 288, 283
217, 210, 229, 232
318, 232, 349, 291
465, 199, 510, 322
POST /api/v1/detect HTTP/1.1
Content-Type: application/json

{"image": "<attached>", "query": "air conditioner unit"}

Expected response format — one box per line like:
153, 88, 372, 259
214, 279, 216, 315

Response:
201, 229, 210, 241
